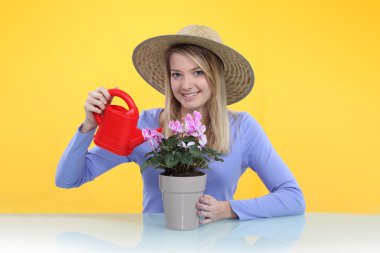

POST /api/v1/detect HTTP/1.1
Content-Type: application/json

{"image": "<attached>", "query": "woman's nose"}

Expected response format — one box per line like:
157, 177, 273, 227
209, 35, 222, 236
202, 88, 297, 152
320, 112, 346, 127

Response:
181, 75, 194, 89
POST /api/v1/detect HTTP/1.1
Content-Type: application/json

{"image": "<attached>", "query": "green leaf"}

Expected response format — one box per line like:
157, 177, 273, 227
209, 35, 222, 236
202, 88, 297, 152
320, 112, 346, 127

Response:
165, 153, 179, 168
143, 150, 156, 159
140, 162, 148, 173
189, 145, 202, 157
182, 152, 193, 165
141, 158, 155, 173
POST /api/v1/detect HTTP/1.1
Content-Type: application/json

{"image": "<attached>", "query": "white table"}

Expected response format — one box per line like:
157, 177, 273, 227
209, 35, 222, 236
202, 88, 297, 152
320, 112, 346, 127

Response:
0, 213, 379, 253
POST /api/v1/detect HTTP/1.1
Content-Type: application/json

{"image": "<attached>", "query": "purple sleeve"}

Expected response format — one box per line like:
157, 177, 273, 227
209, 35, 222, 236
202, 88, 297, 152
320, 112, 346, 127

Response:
229, 113, 305, 220
55, 124, 132, 188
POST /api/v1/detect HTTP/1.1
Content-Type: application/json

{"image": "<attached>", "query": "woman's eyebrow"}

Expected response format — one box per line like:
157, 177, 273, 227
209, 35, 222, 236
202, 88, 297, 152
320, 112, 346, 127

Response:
170, 67, 201, 72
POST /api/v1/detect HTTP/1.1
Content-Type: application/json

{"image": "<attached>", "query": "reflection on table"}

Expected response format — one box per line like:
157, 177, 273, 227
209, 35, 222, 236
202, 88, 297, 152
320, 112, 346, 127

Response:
0, 213, 379, 253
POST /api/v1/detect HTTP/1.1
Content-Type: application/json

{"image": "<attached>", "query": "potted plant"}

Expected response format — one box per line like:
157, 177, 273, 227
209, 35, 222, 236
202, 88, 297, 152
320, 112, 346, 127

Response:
141, 111, 224, 230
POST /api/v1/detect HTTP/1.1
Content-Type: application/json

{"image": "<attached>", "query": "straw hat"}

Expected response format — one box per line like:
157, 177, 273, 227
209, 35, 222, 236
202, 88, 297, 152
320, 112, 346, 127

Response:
132, 25, 254, 105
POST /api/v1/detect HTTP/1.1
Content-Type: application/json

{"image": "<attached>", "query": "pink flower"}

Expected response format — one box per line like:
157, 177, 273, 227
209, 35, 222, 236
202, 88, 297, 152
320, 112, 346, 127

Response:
193, 111, 202, 122
184, 111, 203, 135
168, 120, 183, 134
191, 124, 206, 138
198, 134, 207, 147
142, 128, 163, 149
143, 111, 207, 151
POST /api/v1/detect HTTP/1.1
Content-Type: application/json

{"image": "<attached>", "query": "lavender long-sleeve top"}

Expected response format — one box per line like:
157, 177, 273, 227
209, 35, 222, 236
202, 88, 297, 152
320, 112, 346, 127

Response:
56, 108, 305, 220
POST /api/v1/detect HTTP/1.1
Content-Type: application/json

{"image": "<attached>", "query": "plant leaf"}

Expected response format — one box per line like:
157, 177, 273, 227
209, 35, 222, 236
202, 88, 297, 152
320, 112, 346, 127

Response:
165, 153, 179, 168
182, 152, 193, 165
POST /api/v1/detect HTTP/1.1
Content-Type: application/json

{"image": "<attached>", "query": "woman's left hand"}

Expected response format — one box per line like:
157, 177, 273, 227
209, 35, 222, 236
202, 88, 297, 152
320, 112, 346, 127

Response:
196, 194, 238, 224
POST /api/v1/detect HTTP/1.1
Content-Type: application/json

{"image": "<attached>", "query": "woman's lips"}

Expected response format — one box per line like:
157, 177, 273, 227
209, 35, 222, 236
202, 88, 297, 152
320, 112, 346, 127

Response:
182, 91, 200, 98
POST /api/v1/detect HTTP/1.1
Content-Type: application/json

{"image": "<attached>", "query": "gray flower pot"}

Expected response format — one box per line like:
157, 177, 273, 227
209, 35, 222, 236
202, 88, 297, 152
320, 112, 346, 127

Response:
159, 173, 207, 230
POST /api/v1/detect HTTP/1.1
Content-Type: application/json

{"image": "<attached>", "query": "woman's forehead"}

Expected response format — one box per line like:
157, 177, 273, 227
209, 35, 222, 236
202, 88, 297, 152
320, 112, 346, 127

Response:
169, 53, 201, 71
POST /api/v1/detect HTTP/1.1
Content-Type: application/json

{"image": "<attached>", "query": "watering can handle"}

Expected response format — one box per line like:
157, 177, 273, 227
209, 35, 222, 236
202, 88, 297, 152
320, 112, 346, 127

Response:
93, 88, 137, 125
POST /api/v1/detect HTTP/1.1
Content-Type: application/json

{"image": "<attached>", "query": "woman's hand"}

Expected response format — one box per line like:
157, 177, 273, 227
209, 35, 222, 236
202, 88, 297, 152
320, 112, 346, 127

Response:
196, 194, 238, 224
81, 86, 117, 133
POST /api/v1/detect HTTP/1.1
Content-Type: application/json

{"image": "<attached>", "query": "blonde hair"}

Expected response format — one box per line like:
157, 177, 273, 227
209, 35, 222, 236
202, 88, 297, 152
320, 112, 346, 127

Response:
160, 44, 238, 155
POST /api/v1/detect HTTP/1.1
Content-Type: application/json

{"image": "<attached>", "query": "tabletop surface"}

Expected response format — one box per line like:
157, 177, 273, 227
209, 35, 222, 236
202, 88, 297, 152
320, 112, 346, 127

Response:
0, 213, 379, 253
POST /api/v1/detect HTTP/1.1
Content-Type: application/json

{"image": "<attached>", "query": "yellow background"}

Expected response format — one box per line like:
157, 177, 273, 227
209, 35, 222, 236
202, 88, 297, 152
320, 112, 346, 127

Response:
1, 0, 379, 213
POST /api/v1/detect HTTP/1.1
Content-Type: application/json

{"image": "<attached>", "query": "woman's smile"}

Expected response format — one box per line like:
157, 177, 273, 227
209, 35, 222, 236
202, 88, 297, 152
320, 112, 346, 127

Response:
181, 91, 200, 99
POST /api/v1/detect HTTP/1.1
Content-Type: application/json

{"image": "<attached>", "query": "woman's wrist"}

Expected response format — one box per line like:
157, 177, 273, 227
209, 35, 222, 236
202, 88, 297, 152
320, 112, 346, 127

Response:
223, 201, 238, 219
80, 120, 97, 134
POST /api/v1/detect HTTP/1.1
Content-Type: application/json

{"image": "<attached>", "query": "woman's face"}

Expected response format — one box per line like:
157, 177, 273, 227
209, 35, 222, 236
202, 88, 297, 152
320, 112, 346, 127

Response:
169, 52, 212, 117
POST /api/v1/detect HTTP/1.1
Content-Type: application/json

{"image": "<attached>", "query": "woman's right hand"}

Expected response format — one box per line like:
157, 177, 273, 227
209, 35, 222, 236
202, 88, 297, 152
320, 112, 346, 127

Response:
82, 87, 115, 132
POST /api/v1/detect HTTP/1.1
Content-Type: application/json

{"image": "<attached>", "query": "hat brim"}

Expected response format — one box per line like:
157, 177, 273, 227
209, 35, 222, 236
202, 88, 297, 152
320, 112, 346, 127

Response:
132, 35, 254, 105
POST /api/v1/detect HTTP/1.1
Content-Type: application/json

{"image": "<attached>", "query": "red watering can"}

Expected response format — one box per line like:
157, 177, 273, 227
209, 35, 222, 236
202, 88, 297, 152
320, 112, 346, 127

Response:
93, 88, 162, 156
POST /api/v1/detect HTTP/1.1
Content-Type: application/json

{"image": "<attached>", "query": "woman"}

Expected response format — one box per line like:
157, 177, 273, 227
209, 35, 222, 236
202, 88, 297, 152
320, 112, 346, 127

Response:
56, 25, 305, 224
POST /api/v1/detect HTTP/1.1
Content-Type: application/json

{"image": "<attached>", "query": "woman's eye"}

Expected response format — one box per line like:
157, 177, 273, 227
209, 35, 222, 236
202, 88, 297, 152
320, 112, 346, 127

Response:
194, 70, 204, 76
171, 73, 181, 78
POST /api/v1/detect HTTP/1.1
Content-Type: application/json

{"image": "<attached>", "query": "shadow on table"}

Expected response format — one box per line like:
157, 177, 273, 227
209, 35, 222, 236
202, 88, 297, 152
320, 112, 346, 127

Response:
57, 214, 305, 253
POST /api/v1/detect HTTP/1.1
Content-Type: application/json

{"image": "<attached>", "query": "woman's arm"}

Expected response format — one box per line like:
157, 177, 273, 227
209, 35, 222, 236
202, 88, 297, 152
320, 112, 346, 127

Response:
55, 124, 132, 188
229, 113, 305, 220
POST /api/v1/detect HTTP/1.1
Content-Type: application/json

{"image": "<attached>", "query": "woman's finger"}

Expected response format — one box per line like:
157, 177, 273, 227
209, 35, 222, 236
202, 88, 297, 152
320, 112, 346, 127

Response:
199, 196, 207, 204
89, 91, 108, 105
85, 103, 102, 114
199, 217, 212, 225
197, 203, 210, 211
203, 194, 214, 200
87, 97, 106, 110
96, 87, 111, 101
200, 195, 214, 205
198, 210, 213, 219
